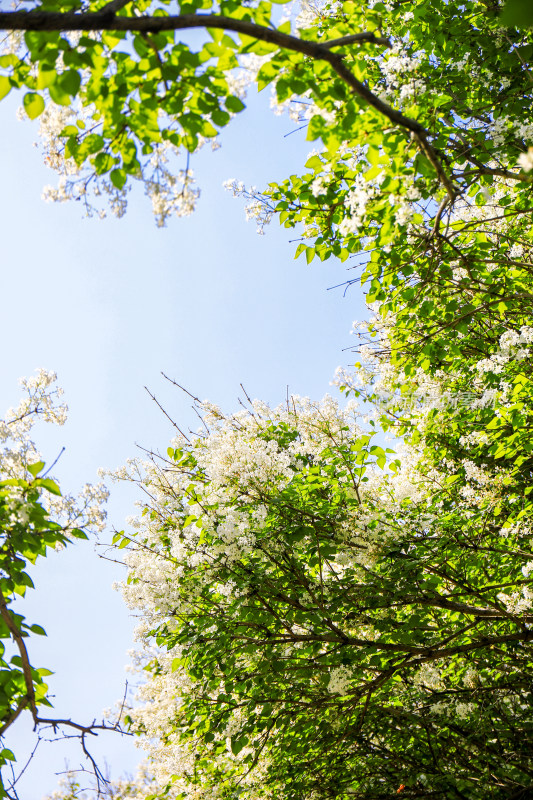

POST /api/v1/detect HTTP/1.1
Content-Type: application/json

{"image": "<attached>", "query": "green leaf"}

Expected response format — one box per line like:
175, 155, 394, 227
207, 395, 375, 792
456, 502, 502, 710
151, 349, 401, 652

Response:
230, 735, 247, 755
59, 69, 82, 97
36, 667, 53, 677
27, 461, 45, 477
93, 152, 114, 174
37, 478, 61, 496
48, 82, 71, 106
37, 67, 56, 90
307, 114, 326, 142
23, 92, 45, 119
0, 54, 18, 68
110, 168, 127, 190
256, 60, 278, 90
225, 95, 245, 113
0, 76, 11, 101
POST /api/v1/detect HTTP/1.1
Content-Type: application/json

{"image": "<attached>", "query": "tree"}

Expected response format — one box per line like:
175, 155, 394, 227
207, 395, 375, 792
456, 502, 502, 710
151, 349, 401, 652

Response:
0, 371, 123, 799
0, 0, 532, 798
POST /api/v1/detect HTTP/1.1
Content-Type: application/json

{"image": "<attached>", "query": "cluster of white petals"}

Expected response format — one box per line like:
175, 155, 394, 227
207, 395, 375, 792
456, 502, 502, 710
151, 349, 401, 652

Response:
518, 146, 533, 172
223, 179, 274, 232
377, 43, 426, 105
0, 370, 108, 535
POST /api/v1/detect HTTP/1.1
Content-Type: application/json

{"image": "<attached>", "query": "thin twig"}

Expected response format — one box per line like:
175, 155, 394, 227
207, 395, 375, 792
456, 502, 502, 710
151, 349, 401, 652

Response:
41, 446, 66, 478
144, 385, 191, 442
161, 371, 202, 403
239, 383, 253, 405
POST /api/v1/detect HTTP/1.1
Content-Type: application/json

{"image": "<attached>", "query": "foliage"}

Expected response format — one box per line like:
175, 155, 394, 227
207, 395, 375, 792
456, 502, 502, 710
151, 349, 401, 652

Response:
501, 0, 533, 29
0, 0, 532, 798
4, 0, 525, 223
112, 379, 533, 800
0, 371, 111, 798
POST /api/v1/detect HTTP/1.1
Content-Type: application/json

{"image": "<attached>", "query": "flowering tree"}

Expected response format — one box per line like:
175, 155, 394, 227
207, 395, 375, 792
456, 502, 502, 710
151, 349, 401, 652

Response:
104, 368, 532, 800
0, 371, 120, 799
0, 0, 533, 798
0, 0, 528, 224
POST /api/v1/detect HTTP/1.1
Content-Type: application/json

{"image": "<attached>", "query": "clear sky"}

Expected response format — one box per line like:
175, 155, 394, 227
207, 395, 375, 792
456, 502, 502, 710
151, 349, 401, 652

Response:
0, 83, 366, 796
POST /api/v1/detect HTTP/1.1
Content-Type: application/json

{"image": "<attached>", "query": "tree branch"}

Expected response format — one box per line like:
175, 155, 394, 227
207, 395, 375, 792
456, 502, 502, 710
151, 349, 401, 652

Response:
0, 588, 38, 721
0, 697, 29, 736
318, 32, 391, 49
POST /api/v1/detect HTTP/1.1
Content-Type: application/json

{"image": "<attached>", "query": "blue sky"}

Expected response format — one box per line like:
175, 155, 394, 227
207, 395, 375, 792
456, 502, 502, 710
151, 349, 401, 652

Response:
0, 84, 366, 796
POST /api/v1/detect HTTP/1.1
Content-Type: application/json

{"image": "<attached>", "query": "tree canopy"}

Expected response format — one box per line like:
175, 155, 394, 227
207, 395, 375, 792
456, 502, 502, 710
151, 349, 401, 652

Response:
0, 0, 533, 798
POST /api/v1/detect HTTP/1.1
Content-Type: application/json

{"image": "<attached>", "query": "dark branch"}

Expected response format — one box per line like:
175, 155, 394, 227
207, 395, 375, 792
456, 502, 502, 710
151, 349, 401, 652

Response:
0, 697, 29, 736
0, 588, 38, 721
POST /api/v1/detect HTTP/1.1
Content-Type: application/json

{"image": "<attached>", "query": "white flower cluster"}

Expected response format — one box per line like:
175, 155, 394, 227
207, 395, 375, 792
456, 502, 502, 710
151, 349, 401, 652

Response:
458, 430, 490, 447
474, 325, 533, 377
482, 116, 533, 155
310, 166, 332, 198
0, 369, 67, 479
522, 561, 533, 578
327, 665, 353, 695
45, 763, 181, 800
413, 663, 445, 691
338, 173, 381, 236
377, 43, 426, 106
518, 147, 533, 172
30, 100, 128, 219
144, 149, 200, 227
223, 179, 274, 233
0, 370, 108, 535
293, 0, 342, 31
430, 700, 476, 720
498, 585, 533, 615
21, 95, 204, 224
226, 53, 272, 100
